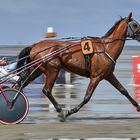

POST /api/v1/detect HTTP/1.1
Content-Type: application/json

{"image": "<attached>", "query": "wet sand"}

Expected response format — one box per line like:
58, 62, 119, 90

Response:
0, 118, 140, 139
1, 46, 140, 139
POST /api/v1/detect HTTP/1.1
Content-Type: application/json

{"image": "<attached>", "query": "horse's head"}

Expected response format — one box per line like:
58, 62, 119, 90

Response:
126, 12, 140, 41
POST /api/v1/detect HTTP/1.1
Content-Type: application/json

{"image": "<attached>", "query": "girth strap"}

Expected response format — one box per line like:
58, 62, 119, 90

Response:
81, 37, 94, 78
84, 54, 92, 77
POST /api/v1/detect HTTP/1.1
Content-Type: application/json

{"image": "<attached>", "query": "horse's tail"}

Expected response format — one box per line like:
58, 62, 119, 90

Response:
16, 46, 32, 87
16, 46, 32, 71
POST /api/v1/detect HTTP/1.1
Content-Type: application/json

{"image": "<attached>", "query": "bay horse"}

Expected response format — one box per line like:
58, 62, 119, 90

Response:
16, 12, 140, 121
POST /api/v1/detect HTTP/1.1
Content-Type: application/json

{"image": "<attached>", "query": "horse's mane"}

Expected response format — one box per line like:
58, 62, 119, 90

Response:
102, 18, 124, 38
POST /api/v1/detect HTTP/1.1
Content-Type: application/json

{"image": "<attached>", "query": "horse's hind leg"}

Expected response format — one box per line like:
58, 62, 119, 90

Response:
106, 73, 140, 111
42, 66, 65, 120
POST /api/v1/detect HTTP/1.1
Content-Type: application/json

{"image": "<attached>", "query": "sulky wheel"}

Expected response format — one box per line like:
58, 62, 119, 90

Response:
0, 88, 29, 124
1, 85, 10, 89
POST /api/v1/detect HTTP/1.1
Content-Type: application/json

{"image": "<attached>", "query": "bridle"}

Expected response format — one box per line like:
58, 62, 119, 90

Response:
102, 18, 140, 66
126, 18, 140, 40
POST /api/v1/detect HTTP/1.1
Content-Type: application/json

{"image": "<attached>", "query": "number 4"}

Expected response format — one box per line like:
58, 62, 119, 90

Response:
84, 42, 90, 51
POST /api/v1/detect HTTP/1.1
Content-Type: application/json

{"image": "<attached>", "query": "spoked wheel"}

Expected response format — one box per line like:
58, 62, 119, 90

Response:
0, 88, 29, 124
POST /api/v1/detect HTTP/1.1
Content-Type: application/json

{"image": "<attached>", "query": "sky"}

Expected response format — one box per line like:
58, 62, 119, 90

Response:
0, 0, 139, 45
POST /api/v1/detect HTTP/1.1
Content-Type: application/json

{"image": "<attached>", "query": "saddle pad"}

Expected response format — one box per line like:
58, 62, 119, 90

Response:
81, 39, 94, 55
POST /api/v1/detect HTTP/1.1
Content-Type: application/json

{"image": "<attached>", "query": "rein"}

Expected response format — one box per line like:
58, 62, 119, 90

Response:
7, 37, 81, 65
0, 43, 80, 82
8, 37, 135, 65
3, 23, 138, 81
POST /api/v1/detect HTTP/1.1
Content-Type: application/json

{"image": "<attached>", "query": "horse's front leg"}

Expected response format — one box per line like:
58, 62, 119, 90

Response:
106, 73, 140, 111
65, 76, 101, 118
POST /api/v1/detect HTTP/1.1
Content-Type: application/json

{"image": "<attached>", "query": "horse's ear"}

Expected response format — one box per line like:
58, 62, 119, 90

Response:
126, 12, 132, 21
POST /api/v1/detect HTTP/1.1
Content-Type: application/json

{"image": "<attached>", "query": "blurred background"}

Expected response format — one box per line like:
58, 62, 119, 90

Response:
0, 0, 139, 46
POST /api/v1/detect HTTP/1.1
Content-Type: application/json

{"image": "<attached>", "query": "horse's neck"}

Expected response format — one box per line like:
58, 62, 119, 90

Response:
104, 21, 127, 61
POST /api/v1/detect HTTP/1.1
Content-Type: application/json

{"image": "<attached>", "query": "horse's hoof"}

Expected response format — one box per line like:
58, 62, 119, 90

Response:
58, 111, 66, 122
137, 106, 140, 112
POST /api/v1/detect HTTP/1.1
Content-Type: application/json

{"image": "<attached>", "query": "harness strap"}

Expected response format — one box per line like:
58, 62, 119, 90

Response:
84, 54, 92, 77
81, 37, 94, 77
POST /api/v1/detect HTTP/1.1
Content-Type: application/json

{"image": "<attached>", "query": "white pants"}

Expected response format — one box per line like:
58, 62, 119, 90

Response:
0, 67, 20, 83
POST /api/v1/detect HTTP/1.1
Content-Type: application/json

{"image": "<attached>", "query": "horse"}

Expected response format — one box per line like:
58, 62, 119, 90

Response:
16, 12, 140, 121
